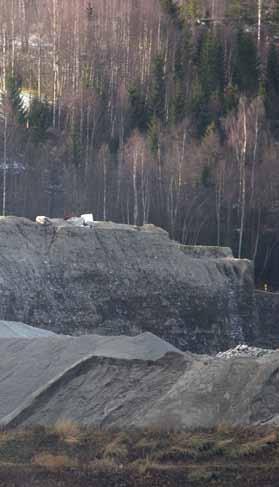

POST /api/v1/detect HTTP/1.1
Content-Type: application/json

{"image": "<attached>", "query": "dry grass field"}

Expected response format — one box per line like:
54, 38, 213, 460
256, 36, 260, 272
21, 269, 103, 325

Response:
0, 423, 279, 486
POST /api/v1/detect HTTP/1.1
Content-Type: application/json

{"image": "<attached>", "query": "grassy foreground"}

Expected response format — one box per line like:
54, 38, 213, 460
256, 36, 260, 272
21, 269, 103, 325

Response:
0, 423, 279, 486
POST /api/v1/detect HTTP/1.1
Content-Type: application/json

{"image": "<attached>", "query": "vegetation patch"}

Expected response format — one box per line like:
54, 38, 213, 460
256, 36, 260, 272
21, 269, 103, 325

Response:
0, 425, 279, 485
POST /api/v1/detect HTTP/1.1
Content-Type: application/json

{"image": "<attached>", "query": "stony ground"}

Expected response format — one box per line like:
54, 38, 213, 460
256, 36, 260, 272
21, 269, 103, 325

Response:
1, 425, 279, 486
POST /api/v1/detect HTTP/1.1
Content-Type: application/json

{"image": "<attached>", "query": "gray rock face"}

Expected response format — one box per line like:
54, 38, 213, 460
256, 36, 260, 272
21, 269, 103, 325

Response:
0, 216, 256, 353
255, 291, 279, 348
1, 333, 279, 429
179, 245, 233, 259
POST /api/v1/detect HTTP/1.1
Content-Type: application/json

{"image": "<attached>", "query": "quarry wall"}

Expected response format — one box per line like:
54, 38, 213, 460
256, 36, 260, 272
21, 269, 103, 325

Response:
0, 217, 258, 353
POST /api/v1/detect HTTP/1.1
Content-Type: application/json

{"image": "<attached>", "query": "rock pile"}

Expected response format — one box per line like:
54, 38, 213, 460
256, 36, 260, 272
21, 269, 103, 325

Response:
216, 344, 275, 359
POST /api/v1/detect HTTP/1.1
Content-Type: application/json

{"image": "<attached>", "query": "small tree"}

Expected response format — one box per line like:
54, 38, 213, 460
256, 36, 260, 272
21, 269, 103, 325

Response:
149, 54, 166, 123
5, 75, 26, 126
233, 30, 260, 96
128, 81, 149, 132
265, 44, 279, 132
28, 98, 52, 143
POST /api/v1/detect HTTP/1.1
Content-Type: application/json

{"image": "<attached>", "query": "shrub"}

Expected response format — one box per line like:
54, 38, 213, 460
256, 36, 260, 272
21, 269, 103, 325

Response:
32, 452, 77, 469
53, 419, 80, 443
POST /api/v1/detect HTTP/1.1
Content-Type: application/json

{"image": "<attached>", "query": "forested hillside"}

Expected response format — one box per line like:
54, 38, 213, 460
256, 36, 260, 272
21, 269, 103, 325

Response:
1, 0, 279, 285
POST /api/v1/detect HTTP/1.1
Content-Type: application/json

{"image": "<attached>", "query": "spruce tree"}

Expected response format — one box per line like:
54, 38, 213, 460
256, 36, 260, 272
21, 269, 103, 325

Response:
181, 0, 202, 21
128, 81, 149, 132
265, 43, 279, 132
198, 31, 225, 97
6, 75, 26, 126
170, 30, 191, 124
190, 78, 210, 138
233, 30, 259, 96
149, 54, 166, 123
272, 0, 279, 24
171, 85, 186, 125
192, 31, 225, 137
71, 124, 83, 167
160, 0, 183, 29
147, 116, 160, 155
226, 0, 254, 25
224, 84, 239, 114
28, 97, 52, 143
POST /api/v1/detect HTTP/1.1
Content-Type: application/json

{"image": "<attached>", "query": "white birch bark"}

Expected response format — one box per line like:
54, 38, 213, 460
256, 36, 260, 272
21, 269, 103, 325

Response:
52, 0, 58, 127
2, 26, 6, 91
257, 0, 262, 48
133, 146, 138, 226
2, 113, 7, 216
238, 100, 247, 259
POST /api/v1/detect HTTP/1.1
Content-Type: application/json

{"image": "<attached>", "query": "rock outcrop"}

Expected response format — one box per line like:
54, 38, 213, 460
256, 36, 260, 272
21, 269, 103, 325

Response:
255, 291, 279, 349
0, 216, 256, 353
1, 332, 279, 429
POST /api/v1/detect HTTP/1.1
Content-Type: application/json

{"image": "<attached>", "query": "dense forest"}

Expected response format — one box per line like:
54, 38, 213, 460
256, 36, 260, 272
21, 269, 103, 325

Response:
1, 0, 279, 286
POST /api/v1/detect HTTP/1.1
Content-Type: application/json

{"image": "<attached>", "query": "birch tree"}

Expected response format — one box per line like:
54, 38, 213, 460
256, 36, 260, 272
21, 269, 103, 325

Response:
226, 97, 248, 258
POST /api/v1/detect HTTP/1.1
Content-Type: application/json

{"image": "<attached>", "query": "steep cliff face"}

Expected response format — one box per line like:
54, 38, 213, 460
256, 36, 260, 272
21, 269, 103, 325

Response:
255, 291, 279, 348
0, 217, 256, 353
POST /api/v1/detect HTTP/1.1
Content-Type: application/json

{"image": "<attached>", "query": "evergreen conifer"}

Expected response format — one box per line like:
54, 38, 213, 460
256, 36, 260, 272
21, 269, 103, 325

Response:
265, 43, 279, 132
5, 75, 26, 126
233, 30, 260, 95
28, 97, 52, 143
128, 81, 149, 132
149, 54, 166, 123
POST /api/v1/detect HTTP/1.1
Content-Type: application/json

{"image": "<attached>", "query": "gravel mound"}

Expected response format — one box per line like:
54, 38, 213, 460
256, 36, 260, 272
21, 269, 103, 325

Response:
0, 321, 57, 338
2, 331, 279, 429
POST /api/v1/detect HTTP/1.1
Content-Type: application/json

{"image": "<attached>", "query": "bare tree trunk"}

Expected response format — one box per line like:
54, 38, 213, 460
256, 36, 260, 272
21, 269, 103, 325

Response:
103, 157, 107, 221
2, 114, 7, 216
257, 0, 262, 48
133, 147, 138, 225
38, 36, 42, 100
2, 26, 6, 91
85, 105, 91, 177
238, 102, 247, 259
253, 207, 261, 261
157, 12, 161, 50
11, 0, 16, 76
216, 160, 224, 246
20, 0, 28, 50
250, 103, 259, 207
141, 161, 149, 224
52, 0, 58, 127
167, 176, 175, 237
